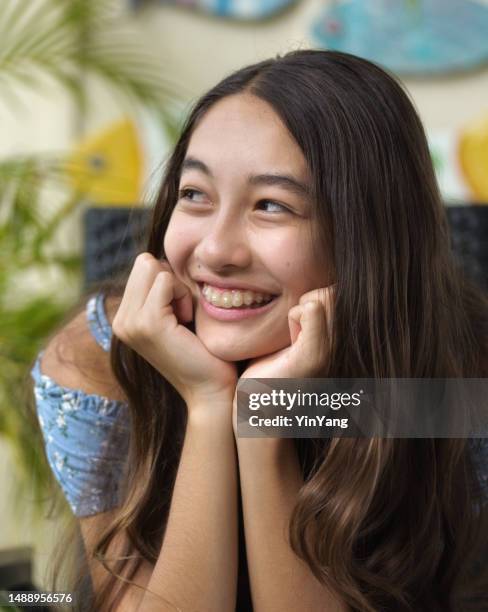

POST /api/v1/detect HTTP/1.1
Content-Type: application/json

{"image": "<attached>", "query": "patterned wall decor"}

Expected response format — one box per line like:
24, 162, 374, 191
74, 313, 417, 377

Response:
459, 111, 488, 202
428, 110, 488, 205
66, 119, 143, 206
311, 0, 488, 75
130, 0, 298, 20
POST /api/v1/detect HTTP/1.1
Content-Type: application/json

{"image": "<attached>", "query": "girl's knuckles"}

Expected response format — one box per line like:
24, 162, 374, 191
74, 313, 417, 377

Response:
132, 318, 155, 337
288, 304, 302, 320
112, 317, 150, 342
155, 270, 172, 285
111, 318, 126, 339
298, 291, 316, 305
158, 260, 173, 273
136, 253, 161, 275
135, 252, 152, 265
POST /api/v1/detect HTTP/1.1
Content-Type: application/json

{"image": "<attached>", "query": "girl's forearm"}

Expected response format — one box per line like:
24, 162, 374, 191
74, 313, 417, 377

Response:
236, 437, 349, 612
139, 404, 238, 612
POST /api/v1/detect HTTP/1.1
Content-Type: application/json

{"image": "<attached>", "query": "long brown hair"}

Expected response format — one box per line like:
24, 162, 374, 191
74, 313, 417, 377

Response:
43, 50, 488, 610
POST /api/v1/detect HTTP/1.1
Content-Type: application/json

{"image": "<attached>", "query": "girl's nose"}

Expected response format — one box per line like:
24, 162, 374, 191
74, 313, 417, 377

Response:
193, 216, 252, 271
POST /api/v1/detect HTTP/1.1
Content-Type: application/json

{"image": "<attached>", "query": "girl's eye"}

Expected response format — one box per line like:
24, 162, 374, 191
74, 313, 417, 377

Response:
257, 200, 291, 214
178, 189, 291, 214
178, 188, 206, 202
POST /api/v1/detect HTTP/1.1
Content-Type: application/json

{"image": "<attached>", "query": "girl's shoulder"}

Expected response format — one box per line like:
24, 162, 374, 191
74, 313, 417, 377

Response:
33, 293, 126, 402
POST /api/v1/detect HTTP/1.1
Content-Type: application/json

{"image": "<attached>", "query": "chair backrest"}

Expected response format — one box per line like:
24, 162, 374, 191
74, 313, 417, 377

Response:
83, 205, 488, 291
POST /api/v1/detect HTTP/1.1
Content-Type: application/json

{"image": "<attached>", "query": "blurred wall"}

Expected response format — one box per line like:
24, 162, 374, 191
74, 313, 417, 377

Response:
3, 0, 488, 156
132, 0, 488, 132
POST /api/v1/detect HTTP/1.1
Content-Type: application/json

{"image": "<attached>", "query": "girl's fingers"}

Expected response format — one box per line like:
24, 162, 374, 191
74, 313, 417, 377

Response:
287, 301, 328, 376
144, 269, 193, 330
156, 257, 192, 320
172, 290, 194, 323
287, 284, 336, 374
116, 253, 193, 326
299, 284, 335, 340
118, 252, 161, 315
289, 285, 335, 346
289, 302, 327, 351
157, 257, 193, 323
288, 304, 303, 344
298, 301, 328, 355
299, 284, 335, 308
168, 273, 193, 323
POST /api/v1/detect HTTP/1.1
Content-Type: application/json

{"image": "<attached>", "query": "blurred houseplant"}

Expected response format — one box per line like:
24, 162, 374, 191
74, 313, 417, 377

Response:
0, 0, 182, 513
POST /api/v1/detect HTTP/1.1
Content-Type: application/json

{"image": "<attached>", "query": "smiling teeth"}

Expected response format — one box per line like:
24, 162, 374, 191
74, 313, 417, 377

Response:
202, 284, 273, 309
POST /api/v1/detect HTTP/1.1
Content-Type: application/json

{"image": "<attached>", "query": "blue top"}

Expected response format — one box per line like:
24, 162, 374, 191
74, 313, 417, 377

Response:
31, 293, 130, 517
31, 293, 488, 518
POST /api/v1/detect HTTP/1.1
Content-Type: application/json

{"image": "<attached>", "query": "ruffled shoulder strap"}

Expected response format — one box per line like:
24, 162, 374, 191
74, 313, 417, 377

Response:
86, 293, 113, 352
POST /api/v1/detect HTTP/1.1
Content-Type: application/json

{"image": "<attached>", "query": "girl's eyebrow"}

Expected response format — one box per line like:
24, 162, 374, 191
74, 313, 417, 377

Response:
181, 156, 311, 198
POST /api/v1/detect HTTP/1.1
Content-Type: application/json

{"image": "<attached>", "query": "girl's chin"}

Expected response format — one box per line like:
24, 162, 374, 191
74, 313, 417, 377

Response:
198, 335, 279, 363
193, 321, 290, 362
203, 344, 265, 363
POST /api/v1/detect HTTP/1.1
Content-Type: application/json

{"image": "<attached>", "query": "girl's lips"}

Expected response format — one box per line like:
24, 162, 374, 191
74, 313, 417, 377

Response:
198, 286, 278, 321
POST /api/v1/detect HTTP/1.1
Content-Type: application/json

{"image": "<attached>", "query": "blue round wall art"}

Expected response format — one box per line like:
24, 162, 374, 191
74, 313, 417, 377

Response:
310, 0, 488, 76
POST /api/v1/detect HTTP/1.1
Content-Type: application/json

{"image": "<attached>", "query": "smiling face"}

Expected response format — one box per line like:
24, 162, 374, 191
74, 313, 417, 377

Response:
164, 92, 332, 361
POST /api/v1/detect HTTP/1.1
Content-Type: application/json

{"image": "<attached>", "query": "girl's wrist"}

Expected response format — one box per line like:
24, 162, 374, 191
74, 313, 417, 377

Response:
235, 435, 292, 460
185, 382, 236, 409
186, 396, 234, 429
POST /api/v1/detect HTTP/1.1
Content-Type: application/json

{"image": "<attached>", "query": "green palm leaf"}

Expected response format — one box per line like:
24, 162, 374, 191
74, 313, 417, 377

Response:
0, 0, 184, 517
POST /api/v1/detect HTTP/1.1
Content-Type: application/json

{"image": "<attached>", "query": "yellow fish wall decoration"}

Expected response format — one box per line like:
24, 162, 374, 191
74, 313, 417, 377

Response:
66, 118, 143, 206
459, 112, 488, 204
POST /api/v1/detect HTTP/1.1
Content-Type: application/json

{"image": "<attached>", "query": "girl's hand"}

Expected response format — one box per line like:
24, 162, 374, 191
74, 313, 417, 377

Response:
233, 286, 335, 432
242, 285, 335, 380
112, 252, 237, 408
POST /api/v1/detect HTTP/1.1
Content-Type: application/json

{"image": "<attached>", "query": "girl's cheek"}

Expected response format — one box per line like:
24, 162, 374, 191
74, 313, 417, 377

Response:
164, 223, 196, 274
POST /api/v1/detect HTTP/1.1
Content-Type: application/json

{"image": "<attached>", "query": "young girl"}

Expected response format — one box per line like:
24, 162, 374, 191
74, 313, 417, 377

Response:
31, 49, 488, 611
